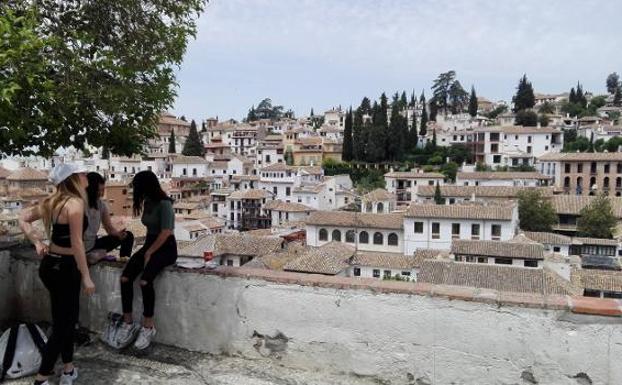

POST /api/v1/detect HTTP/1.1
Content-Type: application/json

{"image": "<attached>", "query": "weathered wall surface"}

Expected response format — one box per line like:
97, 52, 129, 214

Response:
6, 253, 622, 385
0, 250, 14, 320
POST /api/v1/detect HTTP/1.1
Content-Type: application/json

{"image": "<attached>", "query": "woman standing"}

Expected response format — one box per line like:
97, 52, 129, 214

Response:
115, 170, 177, 350
19, 163, 96, 385
84, 172, 134, 263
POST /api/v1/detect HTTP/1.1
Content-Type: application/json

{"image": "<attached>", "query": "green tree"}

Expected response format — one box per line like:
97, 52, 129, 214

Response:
614, 87, 622, 107
182, 119, 204, 156
515, 110, 538, 126
468, 86, 478, 117
440, 161, 459, 182
1, 1, 207, 157
485, 104, 508, 119
577, 194, 617, 239
448, 80, 468, 114
538, 114, 549, 127
575, 82, 587, 108
432, 70, 456, 114
538, 101, 555, 114
419, 92, 428, 136
342, 107, 354, 161
284, 148, 294, 165
168, 129, 176, 154
102, 145, 110, 160
367, 97, 388, 162
353, 97, 371, 161
512, 74, 535, 112
429, 97, 438, 121
387, 93, 407, 161
434, 182, 444, 204
517, 190, 558, 232
607, 72, 620, 95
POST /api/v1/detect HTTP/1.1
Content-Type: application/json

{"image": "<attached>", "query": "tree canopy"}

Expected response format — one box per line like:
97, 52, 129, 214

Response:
1, 0, 207, 157
517, 190, 558, 232
182, 120, 204, 156
247, 98, 286, 121
512, 74, 535, 112
468, 86, 478, 117
577, 194, 617, 239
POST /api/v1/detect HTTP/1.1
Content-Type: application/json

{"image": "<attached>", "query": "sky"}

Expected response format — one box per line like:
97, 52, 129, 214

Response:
172, 0, 622, 122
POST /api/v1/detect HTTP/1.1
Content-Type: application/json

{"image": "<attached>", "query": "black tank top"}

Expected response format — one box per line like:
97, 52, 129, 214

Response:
50, 198, 88, 248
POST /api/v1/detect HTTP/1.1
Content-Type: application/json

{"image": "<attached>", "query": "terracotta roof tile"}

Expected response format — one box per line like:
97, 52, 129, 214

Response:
523, 231, 572, 245
456, 172, 551, 180
416, 185, 553, 199
283, 242, 354, 275
451, 240, 545, 260
305, 211, 403, 230
405, 203, 514, 220
7, 167, 48, 181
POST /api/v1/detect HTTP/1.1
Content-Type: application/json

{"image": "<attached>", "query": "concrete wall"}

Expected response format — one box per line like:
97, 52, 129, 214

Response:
0, 250, 14, 321
4, 251, 622, 385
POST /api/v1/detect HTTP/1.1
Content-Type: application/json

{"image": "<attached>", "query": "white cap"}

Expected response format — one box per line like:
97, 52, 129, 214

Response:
49, 163, 88, 186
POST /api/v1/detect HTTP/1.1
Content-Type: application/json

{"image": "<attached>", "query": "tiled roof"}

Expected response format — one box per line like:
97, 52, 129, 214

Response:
305, 211, 403, 230
572, 237, 619, 247
413, 249, 445, 267
550, 195, 622, 217
384, 171, 445, 179
7, 167, 48, 181
418, 260, 580, 295
416, 185, 553, 199
451, 240, 545, 260
173, 202, 201, 210
572, 268, 622, 292
456, 172, 551, 180
538, 152, 622, 161
159, 113, 191, 127
0, 166, 11, 179
474, 125, 559, 134
263, 199, 315, 212
178, 233, 283, 258
283, 242, 354, 275
172, 155, 208, 165
362, 188, 395, 202
228, 190, 273, 200
523, 231, 572, 245
350, 252, 418, 270
405, 203, 514, 220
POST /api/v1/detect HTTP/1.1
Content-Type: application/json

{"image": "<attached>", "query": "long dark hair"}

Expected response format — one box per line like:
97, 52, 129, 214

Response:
86, 172, 105, 209
131, 170, 170, 216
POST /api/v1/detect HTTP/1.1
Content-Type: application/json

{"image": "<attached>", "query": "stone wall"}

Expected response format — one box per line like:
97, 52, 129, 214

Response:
4, 249, 622, 385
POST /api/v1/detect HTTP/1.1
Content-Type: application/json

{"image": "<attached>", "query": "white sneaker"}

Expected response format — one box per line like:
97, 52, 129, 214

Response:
59, 367, 78, 385
134, 327, 156, 350
115, 322, 140, 349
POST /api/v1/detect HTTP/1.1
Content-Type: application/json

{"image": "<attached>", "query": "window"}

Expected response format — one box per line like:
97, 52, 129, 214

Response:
286, 187, 291, 196
605, 164, 610, 174
332, 230, 341, 242
414, 222, 424, 233
618, 163, 622, 173
591, 162, 597, 174
455, 255, 463, 262
383, 270, 391, 278
226, 260, 234, 266
584, 289, 600, 298
451, 223, 460, 239
273, 186, 278, 195
319, 228, 328, 241
491, 224, 501, 241
577, 163, 583, 173
346, 230, 356, 243
526, 146, 532, 154
524, 260, 538, 268
373, 232, 384, 245
359, 231, 369, 244
432, 222, 440, 239
401, 271, 411, 276
477, 257, 487, 263
471, 224, 480, 240
493, 155, 501, 164
365, 202, 373, 212
373, 269, 380, 278
494, 258, 512, 265
527, 136, 532, 143
353, 267, 361, 277
193, 168, 197, 176
377, 202, 384, 213
428, 180, 434, 186
388, 233, 398, 246
553, 246, 561, 252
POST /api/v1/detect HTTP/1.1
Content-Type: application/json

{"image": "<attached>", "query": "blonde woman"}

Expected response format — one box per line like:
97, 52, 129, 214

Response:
19, 163, 96, 385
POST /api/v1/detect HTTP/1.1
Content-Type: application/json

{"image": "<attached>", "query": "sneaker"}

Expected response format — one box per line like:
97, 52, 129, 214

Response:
115, 322, 140, 349
134, 327, 156, 350
59, 368, 78, 385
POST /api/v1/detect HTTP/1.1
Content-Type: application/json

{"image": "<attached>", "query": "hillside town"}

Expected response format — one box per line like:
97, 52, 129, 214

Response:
3, 75, 622, 301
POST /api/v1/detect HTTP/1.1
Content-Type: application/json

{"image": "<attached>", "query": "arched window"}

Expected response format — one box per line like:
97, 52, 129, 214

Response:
377, 202, 384, 213
365, 202, 373, 212
564, 176, 570, 188
576, 177, 583, 195
373, 232, 384, 245
359, 231, 369, 244
319, 228, 328, 241
604, 177, 610, 189
388, 233, 398, 246
345, 230, 356, 243
332, 229, 341, 242
617, 177, 622, 188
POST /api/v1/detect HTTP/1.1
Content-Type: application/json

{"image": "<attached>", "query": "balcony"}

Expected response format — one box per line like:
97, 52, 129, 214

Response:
3, 245, 621, 384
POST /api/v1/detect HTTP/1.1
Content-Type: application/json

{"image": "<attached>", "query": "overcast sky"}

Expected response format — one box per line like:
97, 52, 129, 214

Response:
172, 0, 622, 122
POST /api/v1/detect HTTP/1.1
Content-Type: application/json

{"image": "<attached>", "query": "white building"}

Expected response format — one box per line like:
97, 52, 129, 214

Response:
451, 239, 544, 268
293, 175, 355, 211
403, 203, 519, 254
456, 172, 552, 187
171, 155, 208, 178
361, 188, 396, 213
264, 199, 315, 226
384, 170, 445, 205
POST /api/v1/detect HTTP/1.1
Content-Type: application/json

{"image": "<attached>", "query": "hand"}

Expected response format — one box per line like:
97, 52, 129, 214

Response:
144, 251, 152, 267
116, 229, 127, 240
82, 276, 96, 295
34, 241, 48, 258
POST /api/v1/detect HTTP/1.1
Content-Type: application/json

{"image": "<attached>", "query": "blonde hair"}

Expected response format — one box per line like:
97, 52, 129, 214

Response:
40, 173, 87, 237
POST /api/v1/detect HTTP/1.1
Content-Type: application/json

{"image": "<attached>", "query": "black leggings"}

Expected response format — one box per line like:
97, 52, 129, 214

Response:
38, 254, 81, 375
89, 231, 135, 258
120, 235, 177, 318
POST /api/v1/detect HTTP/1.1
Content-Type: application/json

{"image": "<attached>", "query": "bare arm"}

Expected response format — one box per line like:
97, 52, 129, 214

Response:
67, 199, 95, 294
18, 205, 47, 257
101, 204, 122, 237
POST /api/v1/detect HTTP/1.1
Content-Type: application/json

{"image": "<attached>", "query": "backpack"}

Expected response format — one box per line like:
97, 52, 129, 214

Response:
0, 324, 47, 381
100, 312, 124, 349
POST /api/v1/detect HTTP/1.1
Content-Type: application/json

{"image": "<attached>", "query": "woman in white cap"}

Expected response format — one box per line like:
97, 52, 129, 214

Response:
19, 163, 96, 385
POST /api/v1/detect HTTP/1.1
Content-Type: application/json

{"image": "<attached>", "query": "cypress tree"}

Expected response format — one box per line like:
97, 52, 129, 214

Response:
168, 129, 176, 154
569, 88, 576, 104
512, 74, 535, 112
400, 91, 408, 108
367, 100, 387, 162
342, 107, 354, 161
388, 94, 405, 161
576, 82, 587, 108
353, 97, 371, 161
434, 182, 444, 204
614, 87, 622, 107
101, 145, 110, 160
429, 97, 438, 121
419, 92, 428, 137
201, 121, 207, 132
182, 120, 204, 156
468, 86, 478, 117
